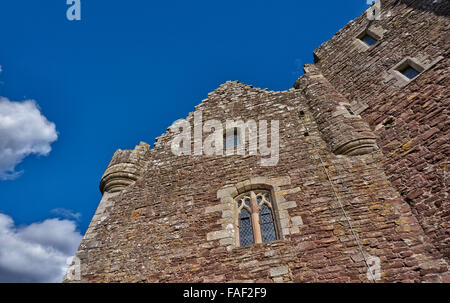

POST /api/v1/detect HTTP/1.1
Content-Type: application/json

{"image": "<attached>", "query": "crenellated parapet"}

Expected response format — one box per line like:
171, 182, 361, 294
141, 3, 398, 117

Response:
99, 142, 150, 194
294, 64, 378, 156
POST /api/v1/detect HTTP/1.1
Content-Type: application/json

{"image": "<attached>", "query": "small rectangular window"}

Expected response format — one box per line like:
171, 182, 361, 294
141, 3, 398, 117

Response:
224, 128, 240, 149
388, 57, 427, 87
360, 33, 377, 46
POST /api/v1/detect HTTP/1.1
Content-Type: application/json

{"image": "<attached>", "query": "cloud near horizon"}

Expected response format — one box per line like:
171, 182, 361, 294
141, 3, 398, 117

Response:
0, 213, 83, 282
0, 97, 58, 180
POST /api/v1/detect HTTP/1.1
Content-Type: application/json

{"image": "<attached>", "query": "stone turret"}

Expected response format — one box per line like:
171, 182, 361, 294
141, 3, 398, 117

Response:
63, 142, 151, 283
99, 142, 150, 194
294, 64, 378, 156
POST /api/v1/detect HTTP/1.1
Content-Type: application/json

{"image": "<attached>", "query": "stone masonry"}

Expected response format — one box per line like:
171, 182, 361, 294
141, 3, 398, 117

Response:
65, 0, 449, 283
312, 0, 449, 262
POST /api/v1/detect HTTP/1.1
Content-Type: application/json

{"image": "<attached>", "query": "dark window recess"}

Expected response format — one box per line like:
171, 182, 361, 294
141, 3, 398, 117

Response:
400, 65, 421, 80
345, 106, 355, 115
360, 34, 377, 46
383, 117, 395, 129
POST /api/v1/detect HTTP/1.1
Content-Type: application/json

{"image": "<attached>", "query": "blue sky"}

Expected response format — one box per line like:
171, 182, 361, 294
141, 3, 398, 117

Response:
0, 0, 369, 282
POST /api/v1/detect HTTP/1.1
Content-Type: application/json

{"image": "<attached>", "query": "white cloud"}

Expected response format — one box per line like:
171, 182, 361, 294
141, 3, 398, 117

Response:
50, 208, 82, 221
0, 213, 83, 283
0, 98, 58, 180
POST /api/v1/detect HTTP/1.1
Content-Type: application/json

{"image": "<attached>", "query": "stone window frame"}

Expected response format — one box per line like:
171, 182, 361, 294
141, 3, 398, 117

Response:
384, 55, 444, 88
357, 29, 379, 48
393, 57, 425, 81
206, 176, 303, 251
354, 26, 385, 52
235, 189, 280, 247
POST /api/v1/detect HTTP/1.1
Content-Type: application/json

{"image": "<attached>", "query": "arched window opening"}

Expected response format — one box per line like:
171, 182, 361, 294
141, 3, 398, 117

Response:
235, 190, 278, 247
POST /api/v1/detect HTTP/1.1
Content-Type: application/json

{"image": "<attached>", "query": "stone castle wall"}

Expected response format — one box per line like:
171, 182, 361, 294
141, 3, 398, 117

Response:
65, 0, 449, 283
312, 0, 449, 261
68, 81, 447, 282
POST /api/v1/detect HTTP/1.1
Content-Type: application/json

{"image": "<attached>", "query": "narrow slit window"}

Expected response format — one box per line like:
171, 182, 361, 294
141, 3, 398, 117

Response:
345, 106, 355, 116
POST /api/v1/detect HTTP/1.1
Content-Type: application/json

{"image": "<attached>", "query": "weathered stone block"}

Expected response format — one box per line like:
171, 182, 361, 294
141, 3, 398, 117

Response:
270, 266, 289, 277
207, 230, 232, 241
217, 187, 238, 199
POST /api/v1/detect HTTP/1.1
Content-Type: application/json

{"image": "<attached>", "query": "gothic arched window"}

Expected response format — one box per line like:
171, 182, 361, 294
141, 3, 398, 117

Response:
235, 190, 278, 247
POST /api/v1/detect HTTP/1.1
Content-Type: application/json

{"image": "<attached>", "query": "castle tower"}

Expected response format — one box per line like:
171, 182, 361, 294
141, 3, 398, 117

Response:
294, 64, 378, 156
310, 0, 449, 261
